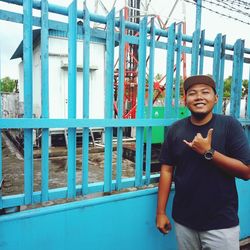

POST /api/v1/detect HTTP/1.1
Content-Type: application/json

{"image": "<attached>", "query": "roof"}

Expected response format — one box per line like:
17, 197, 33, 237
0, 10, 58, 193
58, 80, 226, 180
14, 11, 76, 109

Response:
11, 26, 114, 60
10, 29, 41, 60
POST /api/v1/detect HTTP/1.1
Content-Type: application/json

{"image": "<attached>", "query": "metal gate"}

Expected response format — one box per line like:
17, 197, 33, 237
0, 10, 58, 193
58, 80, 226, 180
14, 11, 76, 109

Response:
0, 1, 249, 249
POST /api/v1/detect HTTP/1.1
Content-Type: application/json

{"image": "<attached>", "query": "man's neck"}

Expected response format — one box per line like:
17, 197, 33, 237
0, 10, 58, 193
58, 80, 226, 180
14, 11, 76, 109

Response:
190, 112, 213, 126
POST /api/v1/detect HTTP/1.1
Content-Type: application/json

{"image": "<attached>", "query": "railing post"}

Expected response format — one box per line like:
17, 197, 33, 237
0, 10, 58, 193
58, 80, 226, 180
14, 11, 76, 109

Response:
67, 0, 77, 198
199, 30, 205, 74
135, 17, 147, 187
116, 9, 125, 191
213, 33, 222, 114
216, 35, 226, 114
164, 22, 175, 119
174, 23, 182, 117
191, 29, 200, 76
82, 6, 90, 196
230, 39, 244, 118
145, 17, 156, 185
41, 0, 49, 202
247, 70, 250, 140
23, 0, 34, 205
104, 8, 115, 192
213, 33, 222, 91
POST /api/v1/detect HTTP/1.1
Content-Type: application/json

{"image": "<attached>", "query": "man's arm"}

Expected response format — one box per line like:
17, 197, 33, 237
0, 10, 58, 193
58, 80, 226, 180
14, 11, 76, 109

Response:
183, 128, 250, 180
212, 151, 250, 180
156, 164, 174, 234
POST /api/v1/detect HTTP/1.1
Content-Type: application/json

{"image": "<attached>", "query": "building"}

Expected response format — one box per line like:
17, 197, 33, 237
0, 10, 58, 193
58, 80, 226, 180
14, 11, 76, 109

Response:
11, 29, 106, 146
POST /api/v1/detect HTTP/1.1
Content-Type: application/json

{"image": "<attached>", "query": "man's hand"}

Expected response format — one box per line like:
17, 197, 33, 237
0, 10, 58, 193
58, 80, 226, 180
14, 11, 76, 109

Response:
183, 128, 213, 155
156, 214, 172, 235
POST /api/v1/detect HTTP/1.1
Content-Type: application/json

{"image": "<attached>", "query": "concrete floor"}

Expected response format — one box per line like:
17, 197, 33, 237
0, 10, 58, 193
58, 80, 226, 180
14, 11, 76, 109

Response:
1, 133, 143, 209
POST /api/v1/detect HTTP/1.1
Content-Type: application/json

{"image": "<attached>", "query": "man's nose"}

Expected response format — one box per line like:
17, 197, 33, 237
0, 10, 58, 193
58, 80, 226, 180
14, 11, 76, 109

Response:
194, 92, 203, 99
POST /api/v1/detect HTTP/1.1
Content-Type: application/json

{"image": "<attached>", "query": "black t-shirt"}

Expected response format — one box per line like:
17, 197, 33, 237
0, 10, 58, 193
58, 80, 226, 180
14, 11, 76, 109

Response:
159, 114, 250, 231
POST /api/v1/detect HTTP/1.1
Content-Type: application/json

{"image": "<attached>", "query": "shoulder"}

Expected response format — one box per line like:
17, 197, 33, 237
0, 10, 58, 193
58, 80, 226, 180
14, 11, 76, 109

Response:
214, 114, 242, 127
169, 116, 189, 130
213, 114, 244, 140
164, 117, 189, 141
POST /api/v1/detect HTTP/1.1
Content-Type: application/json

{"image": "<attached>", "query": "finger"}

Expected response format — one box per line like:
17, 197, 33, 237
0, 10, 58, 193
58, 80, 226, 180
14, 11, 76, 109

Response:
207, 128, 213, 140
165, 222, 172, 231
196, 133, 203, 138
157, 226, 168, 234
183, 140, 192, 147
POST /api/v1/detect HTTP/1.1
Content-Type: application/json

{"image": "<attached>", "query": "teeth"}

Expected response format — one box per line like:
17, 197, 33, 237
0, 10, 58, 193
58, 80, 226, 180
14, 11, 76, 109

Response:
195, 103, 205, 107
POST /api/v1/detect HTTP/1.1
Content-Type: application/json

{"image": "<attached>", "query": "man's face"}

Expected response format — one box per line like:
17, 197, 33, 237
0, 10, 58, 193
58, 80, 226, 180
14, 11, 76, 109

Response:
185, 83, 218, 117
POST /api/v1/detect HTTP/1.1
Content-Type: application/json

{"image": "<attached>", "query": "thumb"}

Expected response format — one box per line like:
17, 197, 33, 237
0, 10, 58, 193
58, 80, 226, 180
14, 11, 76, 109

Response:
183, 139, 192, 147
207, 128, 213, 141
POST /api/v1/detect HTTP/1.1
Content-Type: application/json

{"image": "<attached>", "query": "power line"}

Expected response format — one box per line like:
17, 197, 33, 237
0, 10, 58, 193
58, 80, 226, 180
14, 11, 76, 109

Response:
184, 0, 250, 25
203, 0, 250, 18
215, 0, 250, 10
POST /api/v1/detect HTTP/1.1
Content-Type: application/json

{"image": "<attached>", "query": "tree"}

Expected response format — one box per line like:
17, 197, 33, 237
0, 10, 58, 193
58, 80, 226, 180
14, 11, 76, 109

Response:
0, 77, 16, 93
223, 76, 248, 98
223, 76, 232, 98
242, 79, 248, 97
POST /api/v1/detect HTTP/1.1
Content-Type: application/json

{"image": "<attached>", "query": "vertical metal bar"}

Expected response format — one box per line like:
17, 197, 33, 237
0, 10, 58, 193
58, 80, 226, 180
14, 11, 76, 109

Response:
174, 24, 182, 117
145, 17, 155, 185
104, 9, 115, 192
164, 23, 175, 119
195, 0, 202, 32
67, 0, 77, 198
23, 0, 33, 205
191, 29, 200, 76
212, 34, 222, 90
247, 69, 250, 119
135, 17, 147, 187
199, 30, 205, 75
0, 42, 2, 208
82, 6, 90, 196
247, 69, 250, 140
116, 9, 125, 191
192, 0, 202, 76
212, 33, 222, 114
230, 39, 244, 118
41, 0, 49, 202
191, 0, 202, 76
216, 35, 226, 114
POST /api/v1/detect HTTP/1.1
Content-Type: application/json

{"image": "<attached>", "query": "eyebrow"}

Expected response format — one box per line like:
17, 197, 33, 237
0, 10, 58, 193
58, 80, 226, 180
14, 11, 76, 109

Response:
187, 87, 211, 93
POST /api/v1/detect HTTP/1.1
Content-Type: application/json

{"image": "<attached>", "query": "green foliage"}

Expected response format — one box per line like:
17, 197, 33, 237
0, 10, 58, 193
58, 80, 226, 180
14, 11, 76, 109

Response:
223, 76, 232, 98
223, 76, 248, 98
242, 79, 248, 96
0, 77, 16, 93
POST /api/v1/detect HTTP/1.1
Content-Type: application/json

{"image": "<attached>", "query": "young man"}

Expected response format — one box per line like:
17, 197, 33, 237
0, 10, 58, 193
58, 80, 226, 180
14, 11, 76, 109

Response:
156, 75, 250, 250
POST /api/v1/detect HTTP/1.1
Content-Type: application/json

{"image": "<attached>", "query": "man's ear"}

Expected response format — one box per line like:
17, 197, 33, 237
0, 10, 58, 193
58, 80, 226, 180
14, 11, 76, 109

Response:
184, 95, 187, 106
215, 94, 218, 104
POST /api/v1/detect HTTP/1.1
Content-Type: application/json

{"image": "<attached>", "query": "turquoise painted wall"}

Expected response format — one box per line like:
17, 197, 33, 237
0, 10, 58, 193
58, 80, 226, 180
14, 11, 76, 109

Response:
0, 180, 250, 250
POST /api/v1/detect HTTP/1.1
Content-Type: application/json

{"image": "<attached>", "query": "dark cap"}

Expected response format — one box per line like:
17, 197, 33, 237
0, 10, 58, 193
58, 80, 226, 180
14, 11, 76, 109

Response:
184, 75, 216, 93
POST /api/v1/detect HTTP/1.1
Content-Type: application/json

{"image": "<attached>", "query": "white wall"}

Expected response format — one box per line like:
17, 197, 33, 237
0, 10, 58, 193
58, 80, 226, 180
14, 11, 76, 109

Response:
18, 36, 105, 120
48, 36, 105, 119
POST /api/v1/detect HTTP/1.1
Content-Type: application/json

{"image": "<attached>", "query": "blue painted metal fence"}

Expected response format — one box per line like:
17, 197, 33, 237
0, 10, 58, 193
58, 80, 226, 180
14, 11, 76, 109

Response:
0, 0, 249, 210
0, 1, 250, 249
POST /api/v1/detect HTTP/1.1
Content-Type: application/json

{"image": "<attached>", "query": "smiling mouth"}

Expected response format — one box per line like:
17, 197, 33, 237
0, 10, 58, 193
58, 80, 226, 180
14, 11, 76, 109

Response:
194, 103, 206, 107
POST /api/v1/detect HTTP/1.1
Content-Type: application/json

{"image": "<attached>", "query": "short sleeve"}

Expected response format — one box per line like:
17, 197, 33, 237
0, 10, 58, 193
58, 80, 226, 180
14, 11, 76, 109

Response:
226, 118, 250, 165
159, 126, 175, 166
